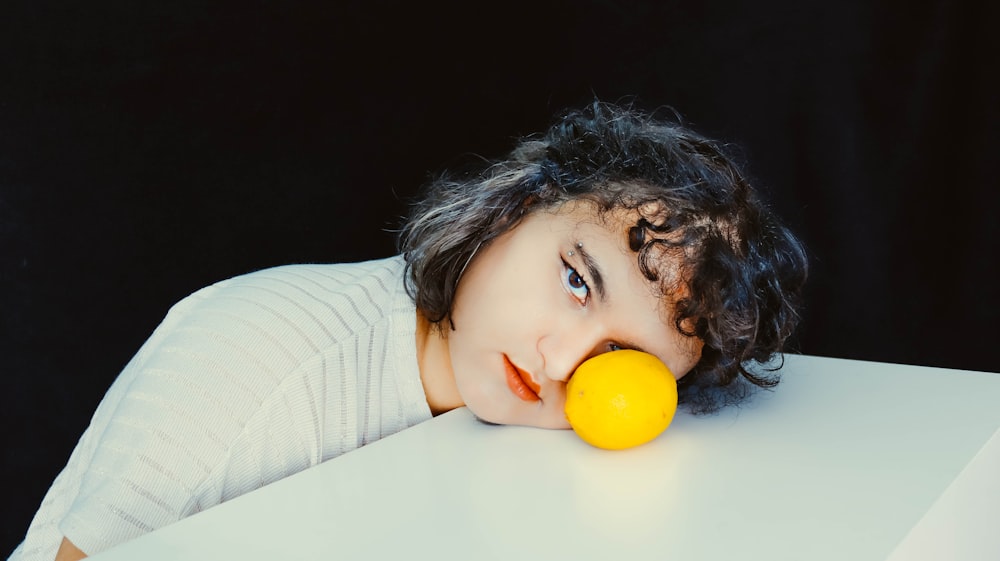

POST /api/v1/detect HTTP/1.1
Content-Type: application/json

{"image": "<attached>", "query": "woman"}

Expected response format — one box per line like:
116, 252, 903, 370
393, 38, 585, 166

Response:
11, 100, 807, 560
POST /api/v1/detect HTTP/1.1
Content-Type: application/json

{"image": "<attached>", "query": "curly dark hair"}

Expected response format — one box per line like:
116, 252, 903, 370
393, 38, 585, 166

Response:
398, 100, 808, 413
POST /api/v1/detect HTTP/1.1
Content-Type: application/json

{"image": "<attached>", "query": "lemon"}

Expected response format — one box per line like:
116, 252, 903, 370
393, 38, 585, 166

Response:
564, 349, 678, 450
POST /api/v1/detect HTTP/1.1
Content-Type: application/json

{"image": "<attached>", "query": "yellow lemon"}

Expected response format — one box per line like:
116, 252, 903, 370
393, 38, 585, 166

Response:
565, 350, 678, 450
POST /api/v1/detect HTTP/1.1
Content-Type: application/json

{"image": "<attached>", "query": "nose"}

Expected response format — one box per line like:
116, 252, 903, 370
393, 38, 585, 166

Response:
537, 320, 609, 383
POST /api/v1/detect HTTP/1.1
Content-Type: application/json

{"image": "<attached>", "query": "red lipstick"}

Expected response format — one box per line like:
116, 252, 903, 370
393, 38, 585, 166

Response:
504, 355, 541, 402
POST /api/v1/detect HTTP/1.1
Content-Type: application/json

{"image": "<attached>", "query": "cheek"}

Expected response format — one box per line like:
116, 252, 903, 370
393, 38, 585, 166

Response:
445, 333, 513, 423
664, 336, 703, 380
454, 268, 539, 332
447, 286, 534, 395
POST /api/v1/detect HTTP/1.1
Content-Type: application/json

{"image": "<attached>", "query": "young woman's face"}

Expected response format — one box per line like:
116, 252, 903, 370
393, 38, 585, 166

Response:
444, 201, 702, 429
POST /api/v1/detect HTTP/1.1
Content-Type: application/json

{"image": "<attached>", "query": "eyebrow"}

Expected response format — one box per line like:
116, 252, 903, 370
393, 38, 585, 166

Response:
577, 245, 607, 303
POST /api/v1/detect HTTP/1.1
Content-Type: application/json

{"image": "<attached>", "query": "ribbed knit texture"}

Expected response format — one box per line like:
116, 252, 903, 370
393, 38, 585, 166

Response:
9, 256, 432, 561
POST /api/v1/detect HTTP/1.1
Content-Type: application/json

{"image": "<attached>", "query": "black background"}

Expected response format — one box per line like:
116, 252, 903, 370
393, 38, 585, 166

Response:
2, 0, 997, 553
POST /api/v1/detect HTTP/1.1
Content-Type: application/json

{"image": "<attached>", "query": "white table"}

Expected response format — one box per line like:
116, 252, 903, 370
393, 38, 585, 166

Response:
90, 354, 1000, 560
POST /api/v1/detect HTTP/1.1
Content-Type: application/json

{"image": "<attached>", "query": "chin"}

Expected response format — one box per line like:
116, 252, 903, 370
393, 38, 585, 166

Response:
460, 385, 569, 430
466, 401, 520, 426
535, 416, 572, 431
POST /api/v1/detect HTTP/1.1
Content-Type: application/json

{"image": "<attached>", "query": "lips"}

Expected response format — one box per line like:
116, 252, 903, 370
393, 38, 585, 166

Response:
504, 355, 541, 402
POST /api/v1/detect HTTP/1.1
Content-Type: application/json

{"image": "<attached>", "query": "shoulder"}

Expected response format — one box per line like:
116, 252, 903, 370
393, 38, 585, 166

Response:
226, 256, 405, 289
225, 256, 406, 331
127, 255, 409, 384
166, 256, 406, 326
193, 255, 404, 300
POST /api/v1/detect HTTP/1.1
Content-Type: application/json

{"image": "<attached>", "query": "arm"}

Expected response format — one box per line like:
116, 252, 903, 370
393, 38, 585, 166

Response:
55, 537, 87, 561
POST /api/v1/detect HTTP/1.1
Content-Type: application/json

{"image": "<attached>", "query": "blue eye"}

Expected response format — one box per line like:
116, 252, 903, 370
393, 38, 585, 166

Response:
564, 264, 590, 303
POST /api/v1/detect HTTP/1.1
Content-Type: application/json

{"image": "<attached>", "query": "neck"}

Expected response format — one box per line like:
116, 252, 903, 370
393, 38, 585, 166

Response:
415, 310, 464, 415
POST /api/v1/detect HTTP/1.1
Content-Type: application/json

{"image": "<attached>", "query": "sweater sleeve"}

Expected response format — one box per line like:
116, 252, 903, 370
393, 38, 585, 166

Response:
57, 274, 324, 554
8, 258, 430, 561
49, 258, 429, 557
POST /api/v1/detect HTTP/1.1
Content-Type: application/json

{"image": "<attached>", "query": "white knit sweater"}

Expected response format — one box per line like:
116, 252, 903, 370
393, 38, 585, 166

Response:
10, 256, 433, 560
